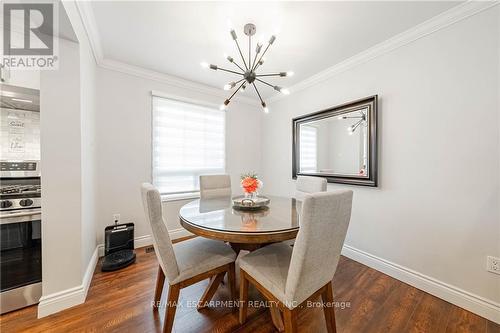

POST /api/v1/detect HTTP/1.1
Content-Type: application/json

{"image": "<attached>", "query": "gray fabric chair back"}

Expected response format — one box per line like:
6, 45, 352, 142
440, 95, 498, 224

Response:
285, 190, 353, 305
295, 176, 327, 200
141, 183, 179, 282
200, 174, 231, 199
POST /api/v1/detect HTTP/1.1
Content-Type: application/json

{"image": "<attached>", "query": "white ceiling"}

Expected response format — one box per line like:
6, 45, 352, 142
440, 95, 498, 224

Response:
90, 1, 460, 98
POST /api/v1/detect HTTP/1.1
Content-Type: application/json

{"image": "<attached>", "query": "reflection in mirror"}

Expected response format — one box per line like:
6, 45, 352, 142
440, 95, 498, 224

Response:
299, 107, 369, 177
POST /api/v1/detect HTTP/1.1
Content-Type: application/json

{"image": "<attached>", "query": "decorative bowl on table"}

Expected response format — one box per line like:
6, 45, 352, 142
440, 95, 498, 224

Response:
232, 195, 270, 211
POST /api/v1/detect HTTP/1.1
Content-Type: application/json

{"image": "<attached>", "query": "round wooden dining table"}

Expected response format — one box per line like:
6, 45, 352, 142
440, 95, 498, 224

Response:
180, 195, 300, 331
179, 195, 301, 253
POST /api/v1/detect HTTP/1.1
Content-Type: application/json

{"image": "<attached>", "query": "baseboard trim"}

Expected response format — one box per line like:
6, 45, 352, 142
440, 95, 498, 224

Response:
341, 244, 500, 324
37, 228, 192, 318
97, 228, 193, 257
38, 246, 99, 318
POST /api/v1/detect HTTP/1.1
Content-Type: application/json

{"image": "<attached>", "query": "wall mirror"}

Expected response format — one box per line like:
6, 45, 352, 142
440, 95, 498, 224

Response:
292, 95, 378, 186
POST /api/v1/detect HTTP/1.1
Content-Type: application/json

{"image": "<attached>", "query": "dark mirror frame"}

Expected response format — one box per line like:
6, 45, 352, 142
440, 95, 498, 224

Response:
292, 95, 378, 187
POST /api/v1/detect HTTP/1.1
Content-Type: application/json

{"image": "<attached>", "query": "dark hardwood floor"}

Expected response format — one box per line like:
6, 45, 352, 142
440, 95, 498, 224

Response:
1, 240, 498, 333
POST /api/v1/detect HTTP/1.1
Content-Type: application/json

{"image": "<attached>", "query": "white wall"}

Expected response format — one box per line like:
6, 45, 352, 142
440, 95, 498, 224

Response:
72, 11, 98, 280
95, 68, 261, 245
37, 1, 99, 317
40, 38, 83, 296
261, 6, 500, 318
0, 29, 40, 89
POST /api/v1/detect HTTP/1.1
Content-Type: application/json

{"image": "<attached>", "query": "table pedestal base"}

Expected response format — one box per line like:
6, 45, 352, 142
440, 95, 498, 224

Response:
229, 242, 267, 253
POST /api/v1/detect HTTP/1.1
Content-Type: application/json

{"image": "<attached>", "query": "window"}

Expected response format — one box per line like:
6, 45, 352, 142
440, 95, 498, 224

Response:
152, 95, 225, 196
299, 125, 317, 172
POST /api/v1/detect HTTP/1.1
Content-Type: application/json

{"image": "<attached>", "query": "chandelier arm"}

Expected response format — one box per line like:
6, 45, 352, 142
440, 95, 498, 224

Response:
256, 73, 283, 77
229, 60, 245, 72
252, 43, 271, 71
249, 35, 252, 69
217, 67, 245, 76
230, 78, 246, 86
234, 39, 248, 70
351, 119, 363, 131
227, 81, 246, 102
342, 116, 364, 119
251, 51, 260, 71
255, 78, 275, 89
252, 83, 265, 105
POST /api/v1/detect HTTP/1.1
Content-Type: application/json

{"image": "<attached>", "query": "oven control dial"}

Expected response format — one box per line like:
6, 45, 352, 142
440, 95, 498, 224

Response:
0, 200, 13, 209
19, 199, 34, 207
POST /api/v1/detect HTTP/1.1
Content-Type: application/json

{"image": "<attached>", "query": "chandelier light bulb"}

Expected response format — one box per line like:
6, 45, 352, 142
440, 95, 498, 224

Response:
230, 29, 237, 40
219, 104, 227, 111
261, 102, 269, 113
281, 88, 290, 95
223, 82, 236, 90
255, 43, 262, 54
224, 53, 234, 63
286, 71, 294, 77
200, 62, 209, 69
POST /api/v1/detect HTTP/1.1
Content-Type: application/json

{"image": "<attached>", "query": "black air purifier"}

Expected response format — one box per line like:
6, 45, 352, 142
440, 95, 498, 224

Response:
101, 222, 136, 271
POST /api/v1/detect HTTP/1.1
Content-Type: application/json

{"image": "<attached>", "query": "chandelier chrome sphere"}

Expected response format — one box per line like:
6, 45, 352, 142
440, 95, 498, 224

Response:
201, 23, 293, 113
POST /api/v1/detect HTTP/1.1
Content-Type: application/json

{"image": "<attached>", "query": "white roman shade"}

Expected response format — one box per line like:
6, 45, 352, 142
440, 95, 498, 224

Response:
152, 95, 226, 195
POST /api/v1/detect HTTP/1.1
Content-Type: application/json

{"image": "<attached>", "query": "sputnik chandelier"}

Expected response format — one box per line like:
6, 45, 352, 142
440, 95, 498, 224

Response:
201, 23, 293, 113
338, 109, 367, 135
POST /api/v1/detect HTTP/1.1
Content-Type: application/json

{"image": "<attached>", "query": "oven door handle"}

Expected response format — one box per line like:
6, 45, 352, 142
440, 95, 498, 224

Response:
0, 210, 41, 224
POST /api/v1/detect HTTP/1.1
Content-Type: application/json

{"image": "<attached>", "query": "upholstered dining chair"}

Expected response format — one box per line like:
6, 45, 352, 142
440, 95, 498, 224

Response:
199, 174, 232, 199
141, 183, 237, 333
239, 190, 353, 333
285, 176, 328, 247
294, 175, 327, 200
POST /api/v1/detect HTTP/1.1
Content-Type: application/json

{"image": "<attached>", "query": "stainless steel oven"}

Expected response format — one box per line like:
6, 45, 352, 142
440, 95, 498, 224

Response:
1, 84, 42, 314
0, 162, 42, 314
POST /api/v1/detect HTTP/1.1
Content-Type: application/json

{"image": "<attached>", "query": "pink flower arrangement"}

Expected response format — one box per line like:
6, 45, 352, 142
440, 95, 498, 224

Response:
240, 172, 262, 195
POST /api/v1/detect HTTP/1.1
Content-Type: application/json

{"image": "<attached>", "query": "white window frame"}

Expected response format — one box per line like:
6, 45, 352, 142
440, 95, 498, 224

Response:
150, 91, 227, 200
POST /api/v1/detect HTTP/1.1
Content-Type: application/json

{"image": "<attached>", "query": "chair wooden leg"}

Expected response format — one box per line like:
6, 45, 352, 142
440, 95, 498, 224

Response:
154, 266, 165, 310
227, 263, 237, 302
283, 308, 297, 333
197, 272, 225, 310
270, 304, 284, 332
163, 284, 180, 333
321, 282, 337, 333
239, 270, 249, 324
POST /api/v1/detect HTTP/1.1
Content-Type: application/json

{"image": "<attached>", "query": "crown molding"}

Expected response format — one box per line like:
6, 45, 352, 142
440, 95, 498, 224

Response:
75, 0, 103, 62
98, 58, 258, 106
74, 1, 258, 107
268, 0, 499, 104
74, 0, 497, 107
